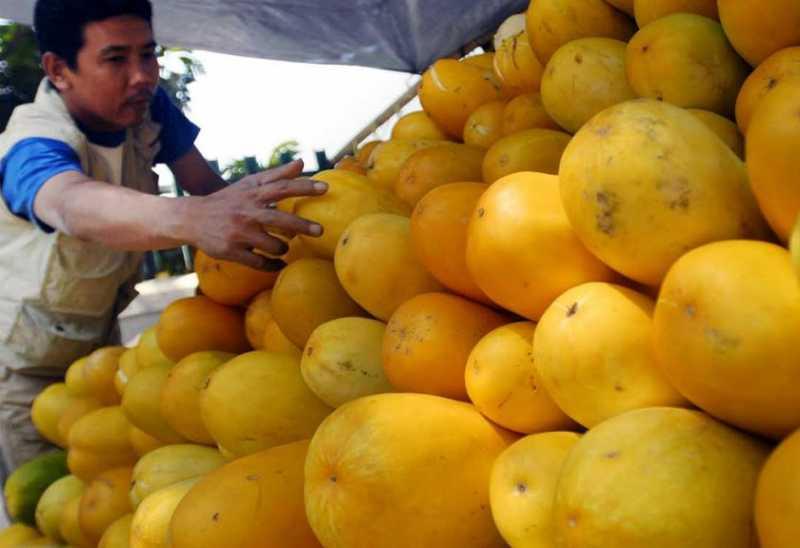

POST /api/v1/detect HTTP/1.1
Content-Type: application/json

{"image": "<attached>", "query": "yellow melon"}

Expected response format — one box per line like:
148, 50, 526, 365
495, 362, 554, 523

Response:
686, 108, 744, 159
746, 81, 800, 241
466, 172, 616, 320
466, 322, 575, 434
243, 289, 271, 349
535, 282, 688, 428
390, 111, 448, 141
129, 426, 167, 458
35, 474, 85, 543
633, 0, 718, 26
395, 143, 485, 207
159, 352, 234, 445
654, 240, 800, 439
156, 296, 249, 363
65, 357, 92, 398
78, 466, 133, 544
410, 182, 490, 304
295, 169, 411, 258
502, 92, 560, 135
755, 428, 800, 548
270, 258, 366, 349
490, 432, 581, 548
355, 140, 381, 168
718, 0, 800, 66
114, 348, 138, 398
67, 449, 137, 484
83, 346, 126, 405
736, 47, 800, 133
526, 0, 635, 65
605, 0, 634, 16
200, 351, 331, 457
135, 326, 174, 370
129, 478, 198, 548
59, 496, 94, 548
792, 215, 800, 280
419, 58, 505, 138
170, 440, 322, 548
333, 155, 366, 175
305, 393, 516, 548
129, 444, 226, 509
57, 396, 104, 446
463, 101, 506, 149
31, 383, 73, 448
559, 99, 769, 286
553, 407, 769, 548
541, 38, 635, 134
301, 317, 393, 408
98, 514, 132, 548
194, 250, 278, 306
334, 213, 442, 321
122, 365, 186, 444
364, 139, 443, 192
493, 15, 544, 95
625, 14, 749, 115
68, 407, 138, 477
262, 319, 302, 358
482, 129, 571, 183
0, 524, 41, 547
383, 292, 507, 400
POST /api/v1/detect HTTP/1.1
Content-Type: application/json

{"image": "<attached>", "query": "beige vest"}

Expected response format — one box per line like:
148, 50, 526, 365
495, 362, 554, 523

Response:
0, 79, 162, 376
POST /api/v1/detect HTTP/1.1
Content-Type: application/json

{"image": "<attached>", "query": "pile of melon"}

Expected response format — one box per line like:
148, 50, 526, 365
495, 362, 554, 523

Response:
5, 0, 800, 546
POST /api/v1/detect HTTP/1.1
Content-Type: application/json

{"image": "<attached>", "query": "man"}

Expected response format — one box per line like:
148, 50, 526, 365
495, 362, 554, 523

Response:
0, 0, 326, 478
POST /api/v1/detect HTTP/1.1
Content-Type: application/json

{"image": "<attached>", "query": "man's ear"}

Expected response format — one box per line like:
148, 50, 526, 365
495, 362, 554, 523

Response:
42, 52, 72, 92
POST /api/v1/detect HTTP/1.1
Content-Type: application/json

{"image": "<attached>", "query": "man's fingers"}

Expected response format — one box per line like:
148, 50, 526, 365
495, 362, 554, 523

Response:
222, 248, 273, 271
243, 230, 291, 257
254, 177, 328, 205
257, 208, 323, 238
259, 159, 304, 183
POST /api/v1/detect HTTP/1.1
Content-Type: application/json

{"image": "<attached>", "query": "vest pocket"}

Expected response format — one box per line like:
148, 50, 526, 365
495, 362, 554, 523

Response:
4, 302, 111, 373
41, 233, 137, 317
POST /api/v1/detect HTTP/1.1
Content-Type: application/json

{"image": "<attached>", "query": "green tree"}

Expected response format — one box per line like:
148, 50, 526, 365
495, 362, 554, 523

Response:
0, 22, 203, 130
222, 140, 300, 182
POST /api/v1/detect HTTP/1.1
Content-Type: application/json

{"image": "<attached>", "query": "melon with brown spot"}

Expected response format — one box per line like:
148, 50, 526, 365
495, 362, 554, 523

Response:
482, 129, 571, 183
559, 99, 769, 286
418, 58, 505, 139
654, 240, 800, 439
490, 432, 581, 548
534, 282, 688, 428
541, 38, 635, 134
170, 440, 321, 548
525, 0, 635, 65
553, 407, 770, 548
735, 47, 800, 133
502, 93, 560, 135
625, 14, 749, 116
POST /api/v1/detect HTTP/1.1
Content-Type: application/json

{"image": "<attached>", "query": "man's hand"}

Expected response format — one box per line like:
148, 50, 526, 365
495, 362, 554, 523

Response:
186, 159, 326, 270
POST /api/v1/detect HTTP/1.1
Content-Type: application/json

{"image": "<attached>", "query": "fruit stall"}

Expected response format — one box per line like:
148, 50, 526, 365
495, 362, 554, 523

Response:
2, 0, 800, 546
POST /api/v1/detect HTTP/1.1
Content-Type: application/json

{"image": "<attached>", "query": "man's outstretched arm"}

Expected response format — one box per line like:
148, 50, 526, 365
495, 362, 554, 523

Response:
33, 159, 324, 270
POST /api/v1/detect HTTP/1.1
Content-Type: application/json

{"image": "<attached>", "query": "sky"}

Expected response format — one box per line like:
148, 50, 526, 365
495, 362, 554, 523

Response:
165, 50, 423, 177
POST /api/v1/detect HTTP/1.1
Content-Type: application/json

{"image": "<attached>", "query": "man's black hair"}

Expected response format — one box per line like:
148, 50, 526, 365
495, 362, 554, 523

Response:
34, 0, 153, 68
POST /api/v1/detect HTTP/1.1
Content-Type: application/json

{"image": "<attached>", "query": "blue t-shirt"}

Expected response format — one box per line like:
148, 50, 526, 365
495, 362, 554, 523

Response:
0, 87, 199, 231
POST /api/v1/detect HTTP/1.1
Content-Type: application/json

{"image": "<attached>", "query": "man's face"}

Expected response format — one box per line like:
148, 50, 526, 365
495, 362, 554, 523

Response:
59, 15, 159, 132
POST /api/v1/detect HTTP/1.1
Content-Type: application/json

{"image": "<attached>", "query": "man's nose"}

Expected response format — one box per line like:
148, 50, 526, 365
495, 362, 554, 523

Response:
130, 59, 158, 88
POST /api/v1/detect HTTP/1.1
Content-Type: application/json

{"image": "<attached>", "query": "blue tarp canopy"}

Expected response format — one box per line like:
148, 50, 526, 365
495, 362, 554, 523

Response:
1, 0, 528, 73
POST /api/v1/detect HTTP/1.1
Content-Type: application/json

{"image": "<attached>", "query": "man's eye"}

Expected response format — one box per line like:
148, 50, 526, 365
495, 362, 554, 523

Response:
107, 56, 125, 63
142, 52, 156, 60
